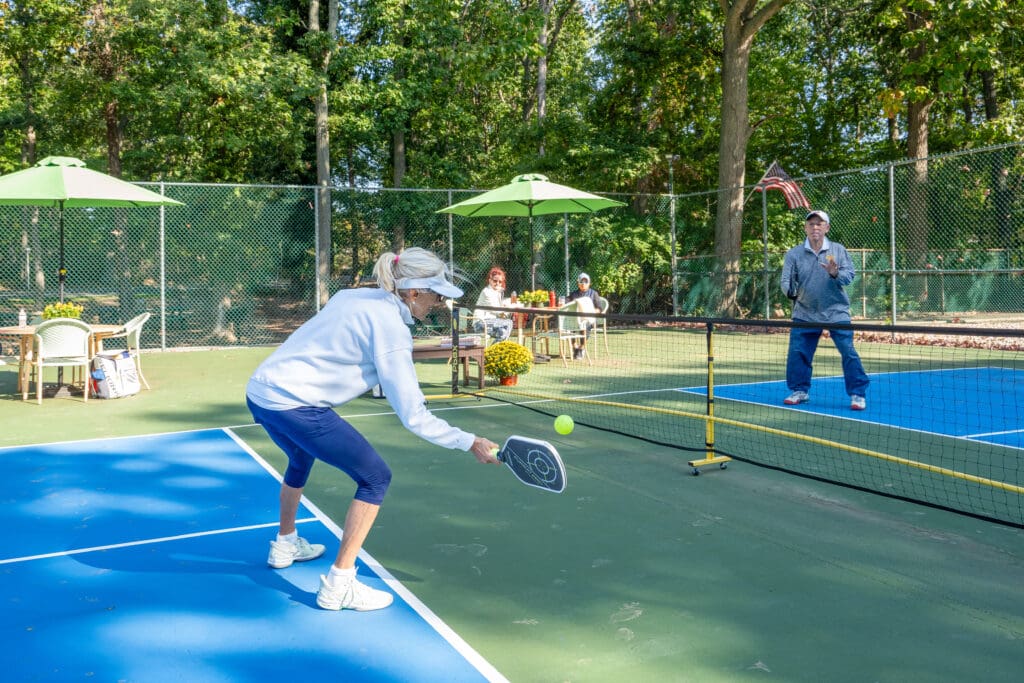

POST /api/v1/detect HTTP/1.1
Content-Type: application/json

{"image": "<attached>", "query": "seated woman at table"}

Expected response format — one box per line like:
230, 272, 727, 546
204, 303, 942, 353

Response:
473, 266, 514, 342
567, 271, 601, 359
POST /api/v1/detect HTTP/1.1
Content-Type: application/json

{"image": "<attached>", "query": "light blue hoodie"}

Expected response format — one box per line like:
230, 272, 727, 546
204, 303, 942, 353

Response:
246, 287, 474, 452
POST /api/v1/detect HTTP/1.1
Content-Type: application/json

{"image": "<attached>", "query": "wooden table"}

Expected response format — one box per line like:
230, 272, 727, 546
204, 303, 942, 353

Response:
412, 343, 485, 389
509, 306, 555, 358
0, 322, 122, 398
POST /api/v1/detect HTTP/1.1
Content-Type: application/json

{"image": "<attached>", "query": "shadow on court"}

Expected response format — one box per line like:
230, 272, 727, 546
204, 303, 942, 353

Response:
3, 349, 1023, 682
0, 430, 502, 682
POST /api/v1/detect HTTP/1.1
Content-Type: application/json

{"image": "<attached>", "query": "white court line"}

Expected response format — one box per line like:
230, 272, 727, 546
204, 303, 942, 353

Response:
0, 518, 318, 565
676, 366, 1024, 451
222, 427, 510, 683
966, 428, 1024, 439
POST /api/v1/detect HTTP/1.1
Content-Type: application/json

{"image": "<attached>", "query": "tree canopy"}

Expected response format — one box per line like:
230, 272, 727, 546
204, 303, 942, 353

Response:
1, 0, 1021, 225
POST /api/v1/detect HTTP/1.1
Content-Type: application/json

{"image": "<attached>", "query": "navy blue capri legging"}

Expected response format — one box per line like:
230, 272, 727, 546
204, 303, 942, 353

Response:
247, 398, 392, 505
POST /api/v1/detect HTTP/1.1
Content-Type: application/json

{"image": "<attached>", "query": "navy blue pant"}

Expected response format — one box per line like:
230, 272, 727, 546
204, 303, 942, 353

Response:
247, 398, 392, 505
786, 324, 869, 397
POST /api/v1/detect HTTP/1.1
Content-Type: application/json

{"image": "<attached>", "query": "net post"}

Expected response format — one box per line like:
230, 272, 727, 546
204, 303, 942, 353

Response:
688, 321, 732, 475
450, 304, 460, 395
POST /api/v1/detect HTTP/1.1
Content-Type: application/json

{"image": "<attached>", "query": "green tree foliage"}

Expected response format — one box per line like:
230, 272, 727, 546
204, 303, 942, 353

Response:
2, 0, 1024, 315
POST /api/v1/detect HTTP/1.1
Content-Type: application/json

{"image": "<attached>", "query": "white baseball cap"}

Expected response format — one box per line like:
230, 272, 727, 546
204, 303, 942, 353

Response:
396, 273, 464, 299
578, 272, 590, 282
805, 210, 830, 224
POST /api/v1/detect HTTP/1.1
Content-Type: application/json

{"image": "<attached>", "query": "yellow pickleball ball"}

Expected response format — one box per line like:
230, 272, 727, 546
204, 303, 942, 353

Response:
554, 415, 574, 435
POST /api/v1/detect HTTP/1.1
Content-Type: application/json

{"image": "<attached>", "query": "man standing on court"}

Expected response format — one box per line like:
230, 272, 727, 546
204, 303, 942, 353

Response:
780, 210, 869, 410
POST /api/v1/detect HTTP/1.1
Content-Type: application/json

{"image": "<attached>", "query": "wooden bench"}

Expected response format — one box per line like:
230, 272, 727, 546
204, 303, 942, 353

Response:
412, 344, 485, 389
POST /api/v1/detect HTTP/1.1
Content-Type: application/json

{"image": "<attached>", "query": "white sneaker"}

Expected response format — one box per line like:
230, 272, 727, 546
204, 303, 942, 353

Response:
316, 573, 394, 611
850, 395, 866, 411
784, 390, 809, 405
267, 537, 326, 569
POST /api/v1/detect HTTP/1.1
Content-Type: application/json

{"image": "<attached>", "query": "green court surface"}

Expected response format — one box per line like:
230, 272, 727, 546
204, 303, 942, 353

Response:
3, 347, 1023, 682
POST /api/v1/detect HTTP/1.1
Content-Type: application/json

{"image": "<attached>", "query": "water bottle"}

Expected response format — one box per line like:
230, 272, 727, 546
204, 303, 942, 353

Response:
18, 308, 27, 327
510, 291, 517, 304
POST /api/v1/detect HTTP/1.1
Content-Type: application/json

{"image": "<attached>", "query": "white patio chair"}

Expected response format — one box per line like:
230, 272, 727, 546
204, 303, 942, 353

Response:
539, 300, 592, 367
98, 312, 152, 389
591, 295, 611, 359
28, 318, 93, 404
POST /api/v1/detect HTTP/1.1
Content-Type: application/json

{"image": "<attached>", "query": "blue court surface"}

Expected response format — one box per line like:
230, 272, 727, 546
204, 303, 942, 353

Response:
683, 367, 1024, 449
0, 429, 505, 682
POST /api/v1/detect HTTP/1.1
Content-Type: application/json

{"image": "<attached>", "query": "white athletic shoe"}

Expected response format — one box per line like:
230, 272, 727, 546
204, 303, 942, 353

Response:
783, 390, 809, 405
850, 395, 866, 411
316, 573, 394, 611
267, 537, 326, 569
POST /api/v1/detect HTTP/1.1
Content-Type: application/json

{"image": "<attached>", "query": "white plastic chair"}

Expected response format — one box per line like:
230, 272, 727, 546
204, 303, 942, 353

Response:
591, 295, 611, 359
573, 297, 598, 361
540, 300, 592, 367
28, 318, 93, 404
99, 312, 152, 389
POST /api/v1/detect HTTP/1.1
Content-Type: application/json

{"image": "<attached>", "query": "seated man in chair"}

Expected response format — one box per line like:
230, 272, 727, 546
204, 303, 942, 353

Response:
566, 272, 601, 359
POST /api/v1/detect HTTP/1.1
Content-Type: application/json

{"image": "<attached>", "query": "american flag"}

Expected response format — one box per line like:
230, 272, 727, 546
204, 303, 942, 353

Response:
755, 161, 810, 210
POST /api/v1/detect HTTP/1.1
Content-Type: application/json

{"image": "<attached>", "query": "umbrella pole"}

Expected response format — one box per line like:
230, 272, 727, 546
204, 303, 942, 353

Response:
58, 204, 66, 303
529, 211, 536, 291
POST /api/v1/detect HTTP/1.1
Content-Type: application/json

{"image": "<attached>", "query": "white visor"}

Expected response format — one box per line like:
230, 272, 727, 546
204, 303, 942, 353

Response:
396, 274, 463, 299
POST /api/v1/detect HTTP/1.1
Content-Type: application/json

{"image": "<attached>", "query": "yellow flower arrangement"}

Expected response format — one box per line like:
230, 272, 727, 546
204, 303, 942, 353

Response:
518, 290, 550, 306
484, 340, 533, 379
42, 301, 84, 320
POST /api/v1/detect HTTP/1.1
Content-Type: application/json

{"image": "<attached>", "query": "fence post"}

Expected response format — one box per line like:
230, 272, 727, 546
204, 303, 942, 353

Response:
563, 213, 570, 297
447, 189, 454, 274
762, 187, 769, 319
668, 156, 679, 315
861, 249, 867, 318
159, 181, 167, 351
888, 163, 897, 323
314, 189, 321, 313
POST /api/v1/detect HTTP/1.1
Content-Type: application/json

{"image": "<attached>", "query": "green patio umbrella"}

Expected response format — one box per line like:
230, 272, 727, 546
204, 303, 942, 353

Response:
0, 156, 183, 301
438, 173, 625, 291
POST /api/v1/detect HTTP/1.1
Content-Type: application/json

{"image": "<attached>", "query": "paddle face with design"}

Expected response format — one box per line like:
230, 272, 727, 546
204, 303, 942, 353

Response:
493, 436, 566, 493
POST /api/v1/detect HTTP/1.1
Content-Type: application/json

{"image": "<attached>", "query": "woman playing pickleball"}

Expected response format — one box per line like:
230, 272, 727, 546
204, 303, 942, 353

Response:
246, 247, 501, 611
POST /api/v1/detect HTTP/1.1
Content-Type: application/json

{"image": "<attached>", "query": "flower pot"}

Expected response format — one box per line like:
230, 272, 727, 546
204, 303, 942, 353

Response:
499, 375, 518, 386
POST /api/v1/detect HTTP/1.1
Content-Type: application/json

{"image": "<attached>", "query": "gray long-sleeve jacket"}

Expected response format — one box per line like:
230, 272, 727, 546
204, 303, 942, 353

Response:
780, 237, 855, 323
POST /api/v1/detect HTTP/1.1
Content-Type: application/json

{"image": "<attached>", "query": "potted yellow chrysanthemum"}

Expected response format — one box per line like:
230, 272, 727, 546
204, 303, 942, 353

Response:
42, 301, 84, 319
484, 340, 533, 385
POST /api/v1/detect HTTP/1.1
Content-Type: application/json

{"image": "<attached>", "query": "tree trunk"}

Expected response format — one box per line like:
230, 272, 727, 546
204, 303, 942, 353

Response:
981, 70, 1014, 254
391, 127, 407, 251
713, 0, 791, 317
310, 0, 337, 307
536, 0, 550, 157
903, 6, 932, 303
18, 45, 44, 300
714, 37, 752, 316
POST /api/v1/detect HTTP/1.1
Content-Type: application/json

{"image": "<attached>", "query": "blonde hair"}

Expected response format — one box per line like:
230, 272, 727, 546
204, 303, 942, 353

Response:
373, 247, 451, 293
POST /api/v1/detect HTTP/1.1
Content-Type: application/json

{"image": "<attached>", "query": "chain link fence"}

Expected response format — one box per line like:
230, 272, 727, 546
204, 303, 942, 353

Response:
676, 142, 1024, 321
1, 143, 1022, 352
